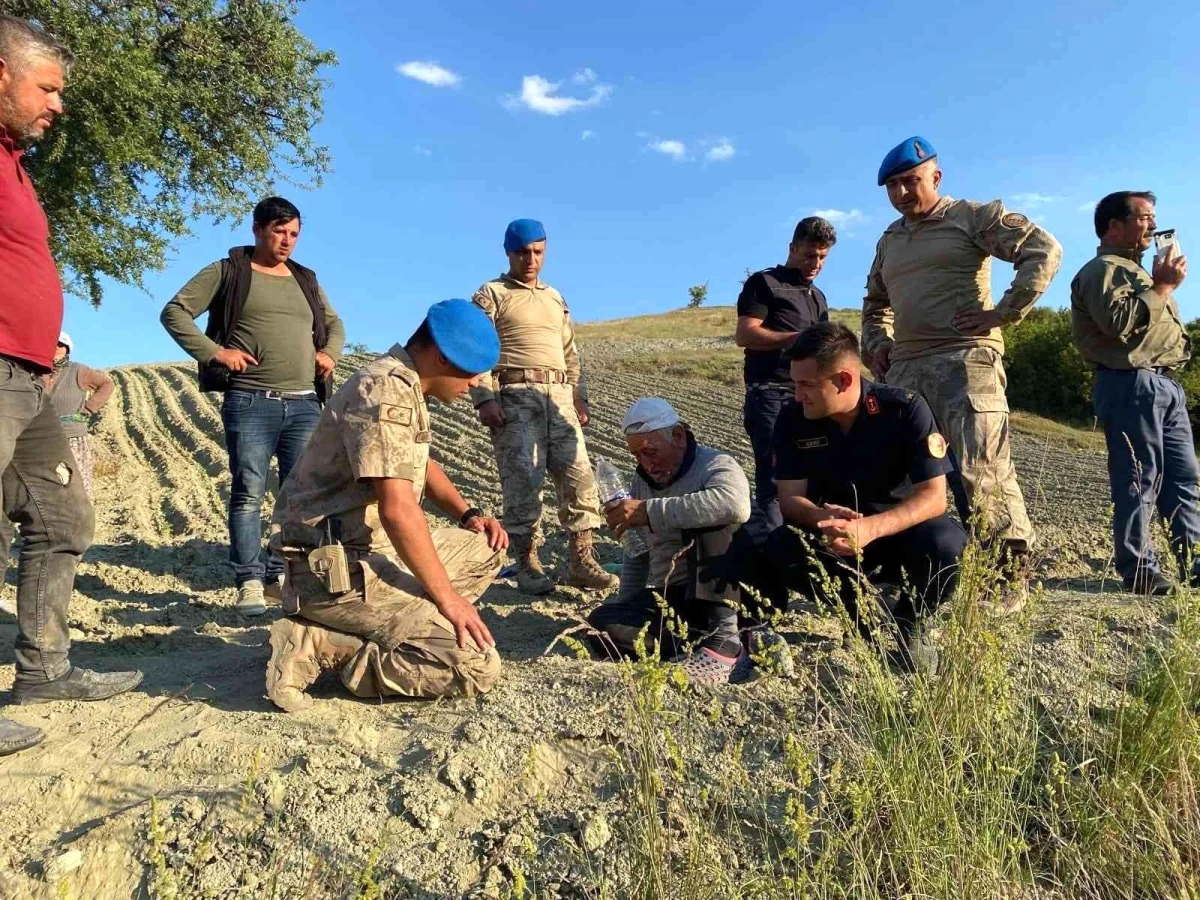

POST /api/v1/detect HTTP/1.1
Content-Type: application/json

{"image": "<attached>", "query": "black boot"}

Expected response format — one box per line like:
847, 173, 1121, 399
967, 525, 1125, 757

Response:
0, 716, 44, 755
13, 667, 144, 706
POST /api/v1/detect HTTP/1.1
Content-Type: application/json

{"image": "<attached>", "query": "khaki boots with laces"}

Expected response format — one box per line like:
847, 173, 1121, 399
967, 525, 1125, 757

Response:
510, 533, 555, 595
566, 529, 619, 592
266, 617, 365, 712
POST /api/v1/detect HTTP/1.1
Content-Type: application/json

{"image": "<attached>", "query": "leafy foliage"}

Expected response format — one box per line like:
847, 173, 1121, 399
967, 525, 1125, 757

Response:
686, 282, 708, 309
1001, 308, 1094, 422
5, 0, 335, 305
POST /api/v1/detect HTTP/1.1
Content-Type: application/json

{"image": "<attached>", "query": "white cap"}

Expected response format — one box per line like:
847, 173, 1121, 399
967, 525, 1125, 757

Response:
57, 332, 73, 353
622, 397, 681, 435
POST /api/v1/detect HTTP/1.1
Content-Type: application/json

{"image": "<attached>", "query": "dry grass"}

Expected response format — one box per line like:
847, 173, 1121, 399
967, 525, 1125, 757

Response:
576, 306, 859, 342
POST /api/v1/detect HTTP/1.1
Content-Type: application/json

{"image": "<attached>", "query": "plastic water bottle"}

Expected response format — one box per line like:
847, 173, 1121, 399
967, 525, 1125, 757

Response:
595, 456, 649, 558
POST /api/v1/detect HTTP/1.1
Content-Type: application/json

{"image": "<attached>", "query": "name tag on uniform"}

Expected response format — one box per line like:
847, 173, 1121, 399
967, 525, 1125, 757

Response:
796, 437, 829, 450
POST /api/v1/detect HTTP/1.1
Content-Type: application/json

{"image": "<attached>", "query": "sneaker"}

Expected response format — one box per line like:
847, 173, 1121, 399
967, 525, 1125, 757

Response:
237, 579, 267, 616
1124, 570, 1172, 597
677, 647, 745, 687
0, 716, 44, 756
12, 667, 144, 705
979, 575, 1028, 617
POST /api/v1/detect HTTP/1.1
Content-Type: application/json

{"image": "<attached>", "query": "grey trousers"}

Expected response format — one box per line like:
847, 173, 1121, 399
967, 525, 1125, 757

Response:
0, 357, 94, 683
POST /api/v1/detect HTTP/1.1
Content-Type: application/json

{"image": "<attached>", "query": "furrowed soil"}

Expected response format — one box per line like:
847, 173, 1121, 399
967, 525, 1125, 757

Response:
0, 341, 1153, 898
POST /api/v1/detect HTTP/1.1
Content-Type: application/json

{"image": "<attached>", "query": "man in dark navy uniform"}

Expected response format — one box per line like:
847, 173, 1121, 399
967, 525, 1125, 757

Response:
756, 322, 967, 673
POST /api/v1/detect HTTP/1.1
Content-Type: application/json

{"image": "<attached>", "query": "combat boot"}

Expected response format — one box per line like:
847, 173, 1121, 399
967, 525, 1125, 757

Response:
266, 617, 364, 712
510, 534, 554, 595
566, 529, 619, 592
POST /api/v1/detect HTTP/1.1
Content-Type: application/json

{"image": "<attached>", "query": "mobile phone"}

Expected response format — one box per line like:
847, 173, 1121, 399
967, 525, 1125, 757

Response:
1154, 229, 1179, 263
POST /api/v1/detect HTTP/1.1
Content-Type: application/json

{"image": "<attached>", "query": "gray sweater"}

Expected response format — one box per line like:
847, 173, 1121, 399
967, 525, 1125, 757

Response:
619, 440, 751, 599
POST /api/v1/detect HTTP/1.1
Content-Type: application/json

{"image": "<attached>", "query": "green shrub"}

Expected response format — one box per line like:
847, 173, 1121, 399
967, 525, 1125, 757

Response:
1002, 308, 1094, 422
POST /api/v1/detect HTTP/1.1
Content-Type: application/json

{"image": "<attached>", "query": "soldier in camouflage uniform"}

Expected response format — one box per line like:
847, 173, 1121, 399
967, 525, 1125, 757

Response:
863, 137, 1062, 614
472, 219, 617, 595
264, 300, 509, 711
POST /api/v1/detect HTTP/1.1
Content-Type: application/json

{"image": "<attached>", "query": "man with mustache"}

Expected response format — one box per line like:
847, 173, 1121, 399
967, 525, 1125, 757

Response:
265, 300, 509, 710
1071, 191, 1193, 595
863, 137, 1061, 615
0, 15, 142, 756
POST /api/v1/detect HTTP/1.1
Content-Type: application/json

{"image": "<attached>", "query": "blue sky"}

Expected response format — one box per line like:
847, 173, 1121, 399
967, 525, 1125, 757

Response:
64, 0, 1200, 368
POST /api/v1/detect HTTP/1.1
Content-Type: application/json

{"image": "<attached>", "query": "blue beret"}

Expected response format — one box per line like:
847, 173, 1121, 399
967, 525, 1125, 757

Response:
503, 218, 547, 252
426, 299, 500, 375
877, 136, 937, 186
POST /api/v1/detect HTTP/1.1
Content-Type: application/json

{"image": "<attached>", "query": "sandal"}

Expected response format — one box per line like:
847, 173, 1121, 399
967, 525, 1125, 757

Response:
677, 647, 745, 686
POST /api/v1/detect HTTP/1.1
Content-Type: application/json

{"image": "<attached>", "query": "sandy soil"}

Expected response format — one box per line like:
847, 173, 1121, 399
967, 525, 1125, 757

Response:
0, 347, 1158, 898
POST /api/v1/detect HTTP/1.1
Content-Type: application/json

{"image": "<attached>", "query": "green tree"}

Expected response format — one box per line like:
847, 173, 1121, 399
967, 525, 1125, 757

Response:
4, 0, 336, 305
1001, 308, 1093, 421
687, 282, 708, 309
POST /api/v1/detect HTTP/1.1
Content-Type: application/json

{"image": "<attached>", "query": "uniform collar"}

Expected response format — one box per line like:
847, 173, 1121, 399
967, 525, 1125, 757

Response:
499, 272, 546, 290
387, 344, 418, 369
887, 195, 954, 232
1097, 244, 1144, 264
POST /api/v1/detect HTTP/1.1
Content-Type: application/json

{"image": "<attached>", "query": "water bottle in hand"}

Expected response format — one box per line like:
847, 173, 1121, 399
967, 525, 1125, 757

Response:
595, 456, 649, 558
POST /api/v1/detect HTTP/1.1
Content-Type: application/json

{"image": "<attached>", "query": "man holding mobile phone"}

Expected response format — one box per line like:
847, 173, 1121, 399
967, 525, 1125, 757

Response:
1070, 191, 1193, 595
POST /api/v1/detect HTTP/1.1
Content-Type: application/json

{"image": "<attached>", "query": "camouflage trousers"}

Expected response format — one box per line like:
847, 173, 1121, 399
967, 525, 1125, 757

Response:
489, 383, 603, 539
888, 347, 1035, 551
285, 528, 502, 699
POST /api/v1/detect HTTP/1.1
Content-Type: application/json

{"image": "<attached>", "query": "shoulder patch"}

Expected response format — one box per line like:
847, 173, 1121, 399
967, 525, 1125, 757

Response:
865, 395, 881, 415
796, 437, 829, 450
380, 404, 414, 427
927, 433, 947, 459
1001, 212, 1029, 229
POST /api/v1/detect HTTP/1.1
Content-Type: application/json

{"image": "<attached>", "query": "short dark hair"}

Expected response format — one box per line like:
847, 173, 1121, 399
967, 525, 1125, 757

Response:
783, 322, 859, 370
253, 196, 302, 229
1093, 191, 1156, 238
792, 216, 838, 247
0, 15, 73, 74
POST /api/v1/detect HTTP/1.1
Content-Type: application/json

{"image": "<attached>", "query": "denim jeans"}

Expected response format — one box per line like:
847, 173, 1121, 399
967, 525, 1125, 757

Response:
743, 382, 792, 540
221, 390, 321, 587
0, 357, 94, 683
1094, 368, 1200, 581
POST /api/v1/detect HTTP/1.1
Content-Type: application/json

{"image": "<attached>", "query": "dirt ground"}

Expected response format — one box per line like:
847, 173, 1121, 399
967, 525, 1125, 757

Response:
0, 343, 1160, 898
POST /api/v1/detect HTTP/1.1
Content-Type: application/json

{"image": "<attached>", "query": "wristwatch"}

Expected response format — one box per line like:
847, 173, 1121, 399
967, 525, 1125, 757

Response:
458, 507, 485, 527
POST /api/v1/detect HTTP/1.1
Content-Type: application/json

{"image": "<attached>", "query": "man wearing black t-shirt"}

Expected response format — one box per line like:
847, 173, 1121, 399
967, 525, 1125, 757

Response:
735, 216, 836, 540
756, 322, 967, 673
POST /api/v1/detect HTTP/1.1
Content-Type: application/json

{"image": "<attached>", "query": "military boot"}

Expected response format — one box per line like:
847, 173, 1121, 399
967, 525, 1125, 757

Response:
266, 617, 364, 712
566, 529, 619, 592
510, 534, 554, 595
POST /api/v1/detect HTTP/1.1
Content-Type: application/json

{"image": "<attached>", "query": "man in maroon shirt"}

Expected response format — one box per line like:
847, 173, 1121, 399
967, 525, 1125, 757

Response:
0, 15, 142, 757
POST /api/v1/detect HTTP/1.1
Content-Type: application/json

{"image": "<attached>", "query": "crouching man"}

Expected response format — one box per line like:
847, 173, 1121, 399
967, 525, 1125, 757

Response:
265, 300, 509, 711
758, 323, 967, 673
587, 398, 753, 685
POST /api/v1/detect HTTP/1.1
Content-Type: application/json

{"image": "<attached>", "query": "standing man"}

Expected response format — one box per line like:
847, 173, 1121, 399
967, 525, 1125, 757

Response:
757, 323, 967, 674
735, 216, 836, 540
1071, 191, 1194, 595
266, 300, 507, 710
45, 332, 112, 500
0, 15, 142, 757
863, 137, 1062, 614
161, 197, 345, 616
471, 219, 616, 595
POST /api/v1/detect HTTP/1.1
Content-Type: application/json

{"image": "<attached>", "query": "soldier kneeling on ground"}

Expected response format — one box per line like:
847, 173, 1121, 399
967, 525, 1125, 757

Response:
587, 398, 788, 686
265, 300, 509, 710
748, 323, 967, 675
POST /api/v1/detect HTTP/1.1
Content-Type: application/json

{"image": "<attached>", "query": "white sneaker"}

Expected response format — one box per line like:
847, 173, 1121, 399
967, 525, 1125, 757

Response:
237, 579, 267, 616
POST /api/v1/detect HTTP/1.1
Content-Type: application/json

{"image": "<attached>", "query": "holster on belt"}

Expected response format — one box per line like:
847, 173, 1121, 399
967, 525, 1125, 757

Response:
307, 519, 351, 594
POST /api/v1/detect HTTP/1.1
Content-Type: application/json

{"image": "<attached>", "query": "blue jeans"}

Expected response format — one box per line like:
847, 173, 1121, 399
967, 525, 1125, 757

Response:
221, 390, 321, 587
743, 382, 791, 540
1094, 368, 1200, 581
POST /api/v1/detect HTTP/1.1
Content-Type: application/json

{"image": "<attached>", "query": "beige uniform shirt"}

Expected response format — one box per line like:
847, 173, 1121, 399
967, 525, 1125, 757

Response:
468, 274, 586, 406
862, 196, 1062, 362
1070, 246, 1190, 370
269, 345, 431, 555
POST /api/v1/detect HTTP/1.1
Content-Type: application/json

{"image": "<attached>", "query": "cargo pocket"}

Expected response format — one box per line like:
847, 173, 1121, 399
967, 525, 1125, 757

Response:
963, 349, 1010, 414
359, 553, 428, 650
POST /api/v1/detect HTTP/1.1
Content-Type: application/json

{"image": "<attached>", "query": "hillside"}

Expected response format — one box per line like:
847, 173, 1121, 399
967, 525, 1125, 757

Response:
0, 333, 1174, 898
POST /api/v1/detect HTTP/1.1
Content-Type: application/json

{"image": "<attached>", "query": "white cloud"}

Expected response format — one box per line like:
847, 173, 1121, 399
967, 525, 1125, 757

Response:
414, 145, 432, 157
506, 73, 612, 115
1077, 201, 1096, 213
649, 139, 686, 161
1011, 192, 1062, 207
705, 138, 735, 162
581, 130, 594, 141
572, 67, 597, 85
396, 60, 461, 88
812, 208, 866, 228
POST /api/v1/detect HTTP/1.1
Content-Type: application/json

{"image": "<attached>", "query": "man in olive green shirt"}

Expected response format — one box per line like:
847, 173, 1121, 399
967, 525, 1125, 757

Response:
161, 197, 344, 615
1070, 190, 1193, 595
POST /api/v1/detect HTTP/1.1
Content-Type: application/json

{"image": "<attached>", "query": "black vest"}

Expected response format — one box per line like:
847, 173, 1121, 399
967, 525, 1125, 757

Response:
198, 246, 333, 401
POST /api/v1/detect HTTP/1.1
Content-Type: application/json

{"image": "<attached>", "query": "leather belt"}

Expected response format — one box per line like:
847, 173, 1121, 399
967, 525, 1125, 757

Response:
496, 368, 568, 386
261, 389, 319, 400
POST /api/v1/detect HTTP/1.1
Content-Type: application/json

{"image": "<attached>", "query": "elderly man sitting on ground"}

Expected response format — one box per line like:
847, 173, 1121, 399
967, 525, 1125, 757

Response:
586, 398, 758, 684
